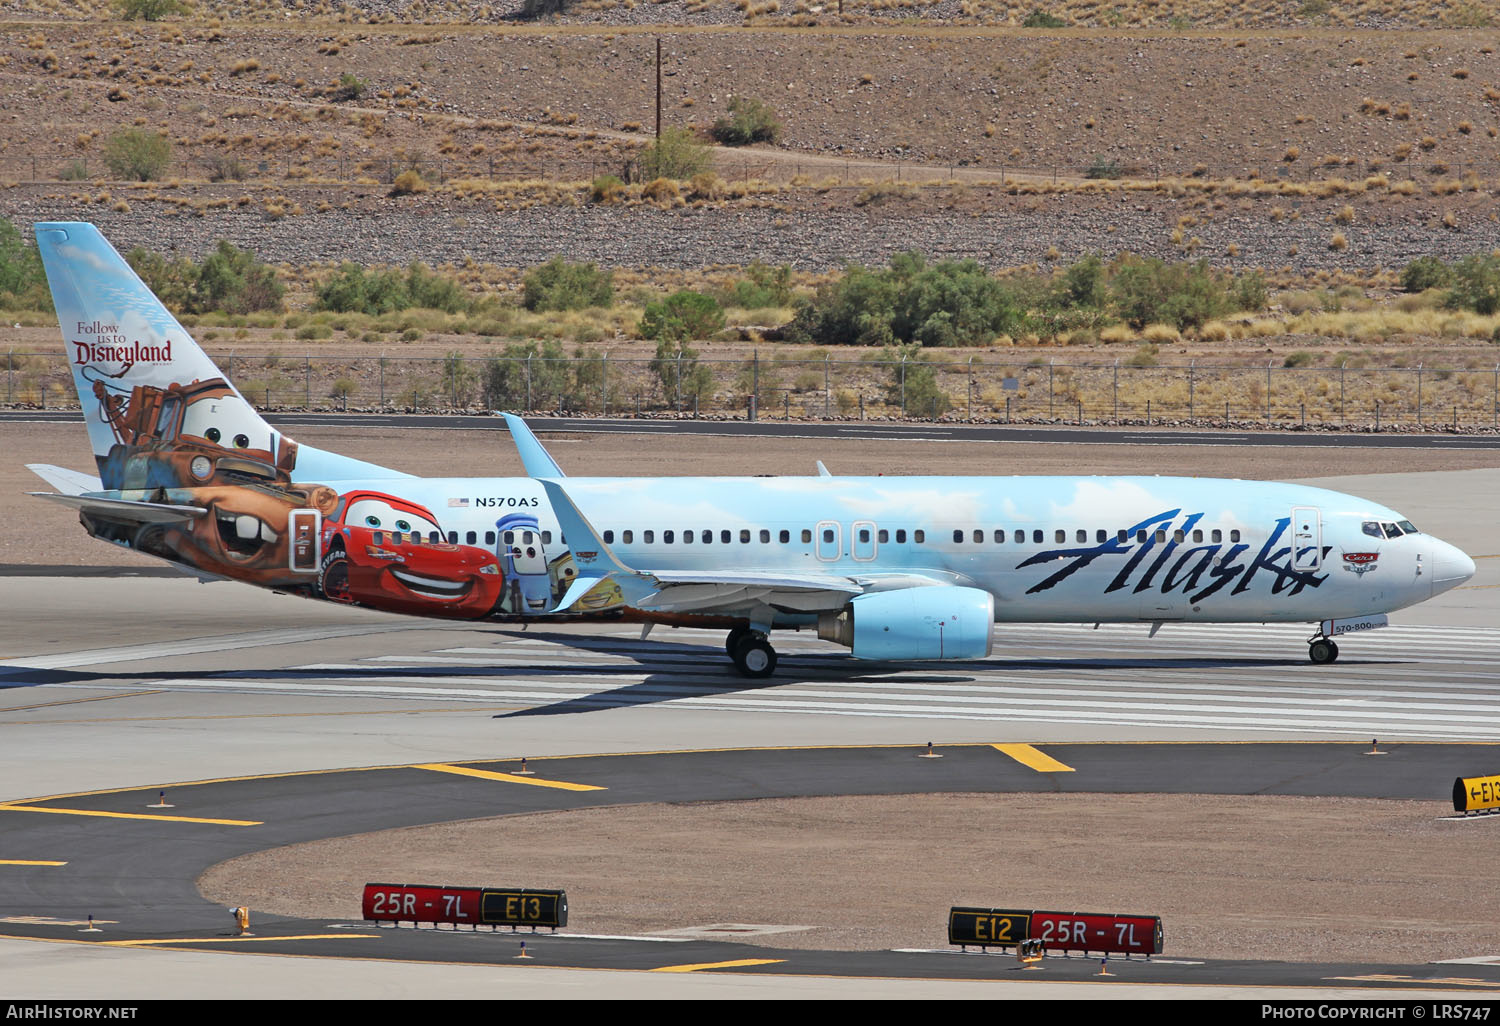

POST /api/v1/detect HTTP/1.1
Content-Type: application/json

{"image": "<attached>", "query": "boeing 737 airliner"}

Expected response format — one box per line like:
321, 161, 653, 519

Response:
25, 222, 1477, 676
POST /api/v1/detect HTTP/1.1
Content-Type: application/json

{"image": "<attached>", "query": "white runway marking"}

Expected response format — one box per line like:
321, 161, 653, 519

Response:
12, 621, 1500, 741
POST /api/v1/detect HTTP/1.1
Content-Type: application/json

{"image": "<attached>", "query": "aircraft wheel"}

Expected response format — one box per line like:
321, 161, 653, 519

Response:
731, 636, 778, 678
1308, 638, 1339, 665
725, 625, 751, 655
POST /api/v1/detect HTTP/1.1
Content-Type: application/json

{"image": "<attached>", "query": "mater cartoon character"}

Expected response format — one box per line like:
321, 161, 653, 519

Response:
93, 376, 297, 491
319, 491, 504, 619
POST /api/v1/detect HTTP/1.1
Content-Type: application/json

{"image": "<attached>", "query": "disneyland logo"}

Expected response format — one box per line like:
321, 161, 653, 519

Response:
72, 337, 173, 368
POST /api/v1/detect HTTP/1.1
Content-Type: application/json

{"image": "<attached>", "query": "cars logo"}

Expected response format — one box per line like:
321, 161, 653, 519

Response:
1342, 552, 1379, 575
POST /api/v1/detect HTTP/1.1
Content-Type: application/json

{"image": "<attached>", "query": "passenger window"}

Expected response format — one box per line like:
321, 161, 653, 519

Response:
373, 531, 384, 545
914, 530, 925, 543
896, 529, 907, 543
1230, 530, 1241, 542
719, 530, 729, 544
1014, 529, 1025, 543
447, 531, 458, 544
994, 530, 1004, 543
1118, 529, 1128, 543
860, 528, 871, 544
603, 530, 614, 544
1211, 529, 1222, 543
393, 531, 404, 544
684, 531, 694, 544
822, 528, 834, 544
644, 530, 654, 544
779, 530, 790, 543
1076, 529, 1087, 543
1032, 530, 1042, 544
1096, 530, 1107, 543
541, 531, 552, 545
973, 530, 983, 544
1192, 530, 1203, 543
1155, 530, 1166, 543
503, 531, 514, 545
664, 530, 674, 543
740, 530, 750, 544
429, 531, 439, 543
1136, 530, 1147, 543
484, 531, 495, 546
760, 529, 770, 543
1173, 530, 1185, 543
802, 529, 812, 543
953, 529, 964, 544
1054, 529, 1065, 543
522, 531, 533, 545
703, 530, 713, 544
878, 529, 889, 544
623, 530, 633, 544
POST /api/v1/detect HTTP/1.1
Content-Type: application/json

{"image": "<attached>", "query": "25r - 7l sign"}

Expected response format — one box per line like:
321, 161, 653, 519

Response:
949, 907, 1163, 956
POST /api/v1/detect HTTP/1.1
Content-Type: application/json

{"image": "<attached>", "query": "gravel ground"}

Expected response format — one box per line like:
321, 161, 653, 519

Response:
198, 792, 1500, 963
7, 185, 1498, 274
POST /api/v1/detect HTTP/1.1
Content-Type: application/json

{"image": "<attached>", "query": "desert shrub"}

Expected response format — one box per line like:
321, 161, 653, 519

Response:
1084, 155, 1123, 179
787, 251, 1022, 347
103, 129, 170, 181
58, 159, 89, 181
1109, 256, 1232, 330
118, 0, 183, 19
193, 240, 284, 315
723, 262, 793, 308
519, 0, 575, 15
1400, 255, 1452, 292
482, 340, 569, 409
590, 174, 625, 204
636, 126, 710, 181
639, 290, 725, 342
0, 219, 47, 310
1446, 254, 1500, 315
441, 351, 476, 408
651, 339, 715, 405
711, 96, 781, 146
204, 154, 246, 182
885, 344, 951, 416
389, 170, 427, 196
1021, 8, 1065, 26
126, 240, 282, 315
332, 72, 366, 102
315, 262, 467, 316
1058, 252, 1109, 309
522, 256, 613, 312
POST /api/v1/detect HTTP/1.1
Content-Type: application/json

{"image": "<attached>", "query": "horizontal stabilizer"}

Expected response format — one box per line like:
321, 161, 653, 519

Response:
26, 464, 103, 495
28, 491, 206, 524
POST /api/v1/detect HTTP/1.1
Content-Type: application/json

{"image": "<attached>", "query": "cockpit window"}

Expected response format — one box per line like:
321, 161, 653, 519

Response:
1381, 522, 1402, 538
1398, 520, 1419, 534
1362, 521, 1382, 538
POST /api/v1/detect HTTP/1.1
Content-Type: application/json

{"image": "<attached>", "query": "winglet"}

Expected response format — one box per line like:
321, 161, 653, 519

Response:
502, 414, 566, 478
816, 460, 832, 477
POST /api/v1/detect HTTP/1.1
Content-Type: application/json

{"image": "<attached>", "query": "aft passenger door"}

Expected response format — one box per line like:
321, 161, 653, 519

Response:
1290, 506, 1322, 571
851, 520, 877, 561
815, 520, 841, 562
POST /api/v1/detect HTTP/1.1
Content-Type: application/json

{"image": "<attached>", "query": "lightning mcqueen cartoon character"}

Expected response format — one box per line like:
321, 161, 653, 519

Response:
319, 490, 504, 619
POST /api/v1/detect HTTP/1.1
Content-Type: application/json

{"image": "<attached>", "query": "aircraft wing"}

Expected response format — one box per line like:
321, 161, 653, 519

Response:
537, 479, 865, 615
28, 491, 207, 524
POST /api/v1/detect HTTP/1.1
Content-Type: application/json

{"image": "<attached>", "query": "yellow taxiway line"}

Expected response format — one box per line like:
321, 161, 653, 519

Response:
414, 763, 606, 792
0, 860, 67, 866
651, 959, 787, 973
992, 743, 1075, 773
0, 805, 260, 826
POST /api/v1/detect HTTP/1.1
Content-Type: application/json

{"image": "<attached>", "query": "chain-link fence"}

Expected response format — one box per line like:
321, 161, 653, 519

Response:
10, 349, 1500, 430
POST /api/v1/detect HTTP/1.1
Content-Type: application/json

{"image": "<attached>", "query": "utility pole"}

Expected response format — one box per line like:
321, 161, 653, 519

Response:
655, 38, 662, 141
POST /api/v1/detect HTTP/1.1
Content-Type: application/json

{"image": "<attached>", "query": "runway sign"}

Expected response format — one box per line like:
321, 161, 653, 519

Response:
1452, 774, 1500, 814
480, 888, 568, 929
950, 906, 1162, 955
363, 883, 482, 925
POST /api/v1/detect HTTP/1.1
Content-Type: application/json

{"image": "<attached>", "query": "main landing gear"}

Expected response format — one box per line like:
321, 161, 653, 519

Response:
1308, 635, 1340, 665
725, 625, 778, 678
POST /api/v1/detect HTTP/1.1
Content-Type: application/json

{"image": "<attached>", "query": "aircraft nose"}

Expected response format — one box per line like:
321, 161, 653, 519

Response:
1431, 540, 1477, 596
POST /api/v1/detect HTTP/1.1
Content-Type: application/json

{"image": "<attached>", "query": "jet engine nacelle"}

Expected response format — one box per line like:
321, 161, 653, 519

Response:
817, 586, 994, 661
